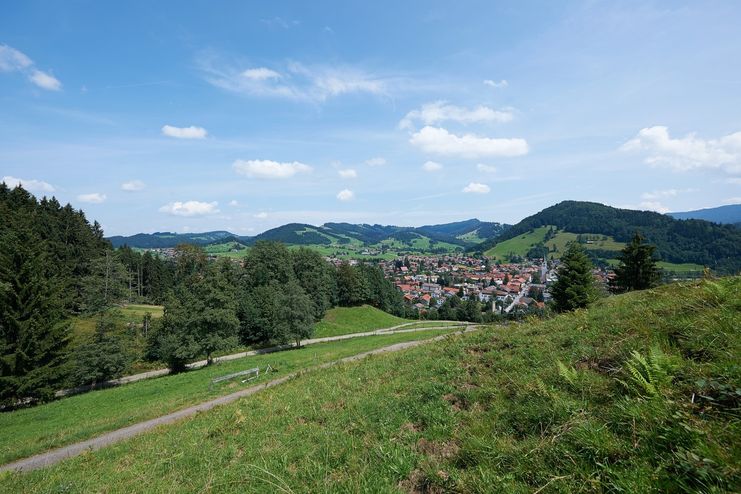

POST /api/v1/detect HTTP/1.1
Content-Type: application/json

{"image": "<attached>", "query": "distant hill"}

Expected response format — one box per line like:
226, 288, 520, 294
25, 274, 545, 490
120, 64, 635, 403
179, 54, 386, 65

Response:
473, 201, 741, 273
107, 219, 510, 253
108, 231, 241, 248
668, 204, 741, 225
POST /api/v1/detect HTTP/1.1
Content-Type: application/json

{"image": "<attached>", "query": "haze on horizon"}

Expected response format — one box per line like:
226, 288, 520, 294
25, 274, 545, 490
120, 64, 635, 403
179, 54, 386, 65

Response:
1, 0, 740, 236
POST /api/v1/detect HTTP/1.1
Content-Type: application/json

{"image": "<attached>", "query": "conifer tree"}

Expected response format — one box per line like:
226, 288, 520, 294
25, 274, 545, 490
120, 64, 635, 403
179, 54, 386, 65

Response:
612, 232, 661, 292
551, 242, 596, 312
0, 227, 70, 405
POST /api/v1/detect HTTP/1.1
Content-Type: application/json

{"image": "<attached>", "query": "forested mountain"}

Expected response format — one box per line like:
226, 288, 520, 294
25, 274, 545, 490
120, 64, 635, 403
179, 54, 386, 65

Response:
108, 231, 237, 248
474, 201, 741, 273
108, 219, 509, 250
668, 203, 741, 225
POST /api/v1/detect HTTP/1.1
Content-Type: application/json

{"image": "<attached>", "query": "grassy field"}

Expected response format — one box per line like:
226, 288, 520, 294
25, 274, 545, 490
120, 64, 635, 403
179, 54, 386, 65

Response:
313, 305, 408, 338
485, 226, 624, 261
4, 277, 738, 492
607, 259, 705, 274
484, 226, 551, 260
0, 328, 461, 466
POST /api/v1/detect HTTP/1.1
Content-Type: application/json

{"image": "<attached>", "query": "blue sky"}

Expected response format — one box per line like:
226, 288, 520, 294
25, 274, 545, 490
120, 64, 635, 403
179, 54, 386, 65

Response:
1, 1, 740, 236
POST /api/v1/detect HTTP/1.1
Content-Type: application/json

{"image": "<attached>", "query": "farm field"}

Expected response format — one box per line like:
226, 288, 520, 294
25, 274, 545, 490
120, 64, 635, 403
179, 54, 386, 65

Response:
0, 327, 463, 466
485, 226, 624, 261
3, 277, 738, 492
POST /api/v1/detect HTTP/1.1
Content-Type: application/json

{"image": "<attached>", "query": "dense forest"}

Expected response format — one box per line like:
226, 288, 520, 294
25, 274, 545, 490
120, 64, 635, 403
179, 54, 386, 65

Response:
474, 200, 741, 273
0, 184, 405, 407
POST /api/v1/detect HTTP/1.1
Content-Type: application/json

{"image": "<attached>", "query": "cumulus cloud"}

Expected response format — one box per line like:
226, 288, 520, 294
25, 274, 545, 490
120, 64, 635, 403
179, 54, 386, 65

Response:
422, 161, 443, 172
483, 79, 508, 89
199, 56, 387, 103
161, 125, 208, 139
0, 44, 61, 91
635, 201, 670, 213
462, 182, 490, 194
2, 175, 55, 193
337, 189, 354, 201
233, 159, 312, 179
365, 157, 387, 167
338, 168, 357, 179
77, 193, 106, 204
159, 201, 219, 216
477, 164, 497, 173
399, 101, 513, 130
121, 180, 145, 192
410, 126, 529, 159
621, 126, 741, 174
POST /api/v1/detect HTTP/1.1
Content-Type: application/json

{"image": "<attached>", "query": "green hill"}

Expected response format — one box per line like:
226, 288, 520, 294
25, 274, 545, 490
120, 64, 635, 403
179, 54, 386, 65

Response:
313, 305, 408, 337
5, 277, 739, 492
485, 225, 624, 261
477, 201, 741, 273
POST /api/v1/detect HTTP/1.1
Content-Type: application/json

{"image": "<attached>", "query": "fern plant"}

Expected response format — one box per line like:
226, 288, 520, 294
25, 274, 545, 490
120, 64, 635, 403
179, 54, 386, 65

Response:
557, 360, 579, 388
619, 345, 675, 398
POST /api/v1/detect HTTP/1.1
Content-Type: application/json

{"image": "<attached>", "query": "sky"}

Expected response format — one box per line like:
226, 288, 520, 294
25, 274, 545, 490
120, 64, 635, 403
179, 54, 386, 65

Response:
1, 0, 740, 236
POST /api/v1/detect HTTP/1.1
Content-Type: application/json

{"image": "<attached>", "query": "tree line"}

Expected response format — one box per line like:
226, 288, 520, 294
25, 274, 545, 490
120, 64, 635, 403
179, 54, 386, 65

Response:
0, 184, 404, 407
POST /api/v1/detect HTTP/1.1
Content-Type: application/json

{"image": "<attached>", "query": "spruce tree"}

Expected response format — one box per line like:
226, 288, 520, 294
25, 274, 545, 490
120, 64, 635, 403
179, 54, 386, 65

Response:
0, 227, 70, 405
612, 232, 661, 292
551, 242, 596, 312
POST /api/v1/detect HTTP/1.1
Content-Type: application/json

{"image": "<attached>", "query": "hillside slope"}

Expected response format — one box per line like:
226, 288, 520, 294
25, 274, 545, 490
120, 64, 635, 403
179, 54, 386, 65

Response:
6, 277, 739, 492
475, 201, 741, 273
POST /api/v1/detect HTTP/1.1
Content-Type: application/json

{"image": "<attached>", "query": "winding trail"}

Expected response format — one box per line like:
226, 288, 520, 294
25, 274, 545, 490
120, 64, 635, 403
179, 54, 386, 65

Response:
2, 326, 476, 474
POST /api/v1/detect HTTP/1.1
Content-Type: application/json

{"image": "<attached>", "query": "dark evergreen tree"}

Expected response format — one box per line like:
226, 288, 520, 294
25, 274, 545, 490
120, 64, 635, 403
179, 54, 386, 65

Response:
611, 232, 661, 292
0, 226, 70, 405
551, 243, 597, 312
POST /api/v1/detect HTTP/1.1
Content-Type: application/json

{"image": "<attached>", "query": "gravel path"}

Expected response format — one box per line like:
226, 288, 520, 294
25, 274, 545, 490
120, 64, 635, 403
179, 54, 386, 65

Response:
56, 321, 468, 396
1, 327, 476, 474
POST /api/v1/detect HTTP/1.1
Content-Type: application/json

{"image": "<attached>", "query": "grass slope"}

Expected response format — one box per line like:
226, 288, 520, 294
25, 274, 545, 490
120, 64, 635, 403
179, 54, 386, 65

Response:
0, 329, 458, 466
313, 305, 408, 338
4, 277, 739, 492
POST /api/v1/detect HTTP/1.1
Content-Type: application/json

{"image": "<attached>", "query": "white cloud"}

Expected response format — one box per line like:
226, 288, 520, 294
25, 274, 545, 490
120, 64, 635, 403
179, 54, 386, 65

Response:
242, 67, 281, 80
462, 182, 490, 194
121, 180, 145, 192
77, 193, 106, 204
726, 177, 741, 185
410, 126, 529, 159
399, 101, 513, 130
199, 57, 387, 103
477, 164, 497, 173
640, 188, 694, 200
2, 175, 55, 193
233, 159, 312, 179
253, 211, 268, 219
636, 201, 670, 214
161, 125, 208, 139
483, 79, 508, 89
229, 200, 240, 207
29, 69, 61, 91
724, 197, 741, 204
0, 44, 32, 71
422, 161, 443, 172
159, 201, 219, 217
365, 157, 387, 167
338, 168, 358, 179
621, 126, 741, 174
0, 44, 61, 91
337, 189, 354, 201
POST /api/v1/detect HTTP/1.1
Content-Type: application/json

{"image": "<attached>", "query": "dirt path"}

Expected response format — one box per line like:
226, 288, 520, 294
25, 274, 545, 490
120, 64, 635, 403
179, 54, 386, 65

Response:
2, 327, 476, 474
56, 322, 467, 396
